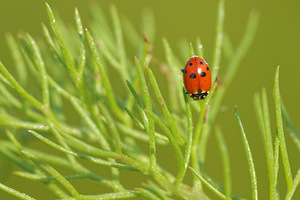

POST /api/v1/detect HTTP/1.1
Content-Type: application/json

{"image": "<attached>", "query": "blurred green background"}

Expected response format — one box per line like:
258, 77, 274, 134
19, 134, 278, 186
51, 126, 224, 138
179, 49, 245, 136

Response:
0, 0, 299, 199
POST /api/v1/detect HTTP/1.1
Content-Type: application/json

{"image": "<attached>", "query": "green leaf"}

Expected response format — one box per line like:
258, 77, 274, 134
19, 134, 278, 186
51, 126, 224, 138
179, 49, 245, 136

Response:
281, 99, 300, 152
235, 106, 258, 200
24, 33, 50, 110
162, 37, 185, 113
145, 182, 171, 200
110, 5, 129, 80
124, 107, 145, 130
0, 61, 43, 109
41, 23, 67, 68
141, 9, 155, 44
134, 57, 156, 173
196, 37, 205, 59
286, 168, 300, 200
116, 122, 168, 145
189, 42, 195, 57
222, 34, 234, 61
215, 126, 231, 199
22, 150, 80, 198
272, 134, 280, 199
254, 88, 276, 199
5, 33, 27, 85
121, 15, 141, 50
51, 80, 110, 149
90, 4, 114, 50
174, 88, 193, 186
45, 3, 77, 81
145, 108, 184, 185
193, 75, 219, 172
261, 88, 277, 197
74, 8, 86, 82
136, 188, 160, 199
189, 167, 226, 199
85, 29, 125, 124
53, 127, 117, 158
146, 66, 184, 146
5, 130, 22, 151
28, 130, 137, 171
97, 38, 121, 70
64, 191, 139, 200
0, 143, 33, 173
211, 0, 225, 82
99, 103, 122, 153
274, 66, 293, 190
0, 182, 36, 200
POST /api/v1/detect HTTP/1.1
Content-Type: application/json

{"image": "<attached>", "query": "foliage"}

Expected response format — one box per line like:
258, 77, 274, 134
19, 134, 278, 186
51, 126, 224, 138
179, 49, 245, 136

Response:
0, 1, 299, 199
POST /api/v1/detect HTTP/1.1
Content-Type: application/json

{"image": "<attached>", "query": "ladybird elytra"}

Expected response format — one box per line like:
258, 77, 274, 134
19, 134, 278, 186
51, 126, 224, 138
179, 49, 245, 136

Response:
181, 56, 211, 100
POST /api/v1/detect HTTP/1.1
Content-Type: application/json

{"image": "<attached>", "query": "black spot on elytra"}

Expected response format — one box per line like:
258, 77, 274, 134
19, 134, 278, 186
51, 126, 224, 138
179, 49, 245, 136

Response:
200, 72, 206, 77
190, 73, 196, 79
189, 63, 193, 66
207, 67, 209, 70
200, 61, 203, 64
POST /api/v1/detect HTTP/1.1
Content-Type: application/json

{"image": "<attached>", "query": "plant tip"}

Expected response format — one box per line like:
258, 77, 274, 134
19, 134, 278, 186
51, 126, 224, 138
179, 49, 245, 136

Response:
110, 4, 116, 9
140, 182, 147, 187
250, 9, 260, 19
215, 75, 219, 83
143, 32, 148, 43
28, 130, 33, 133
235, 105, 238, 109
45, 2, 49, 6
4, 32, 11, 37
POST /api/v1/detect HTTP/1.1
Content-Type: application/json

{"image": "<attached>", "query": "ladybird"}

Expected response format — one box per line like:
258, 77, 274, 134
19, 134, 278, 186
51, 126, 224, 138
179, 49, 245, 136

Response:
181, 56, 211, 100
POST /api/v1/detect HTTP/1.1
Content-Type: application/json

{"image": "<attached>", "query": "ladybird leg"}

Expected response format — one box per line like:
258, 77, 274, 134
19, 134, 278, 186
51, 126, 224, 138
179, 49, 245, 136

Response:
181, 69, 184, 73
185, 92, 189, 94
200, 92, 208, 100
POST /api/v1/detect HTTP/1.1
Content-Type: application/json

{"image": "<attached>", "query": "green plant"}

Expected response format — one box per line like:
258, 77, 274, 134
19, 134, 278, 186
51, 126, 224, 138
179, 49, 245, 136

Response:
0, 1, 299, 200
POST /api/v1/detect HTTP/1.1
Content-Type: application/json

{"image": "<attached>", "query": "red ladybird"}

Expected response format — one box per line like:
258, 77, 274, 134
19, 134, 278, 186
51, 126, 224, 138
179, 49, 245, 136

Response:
181, 56, 211, 100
